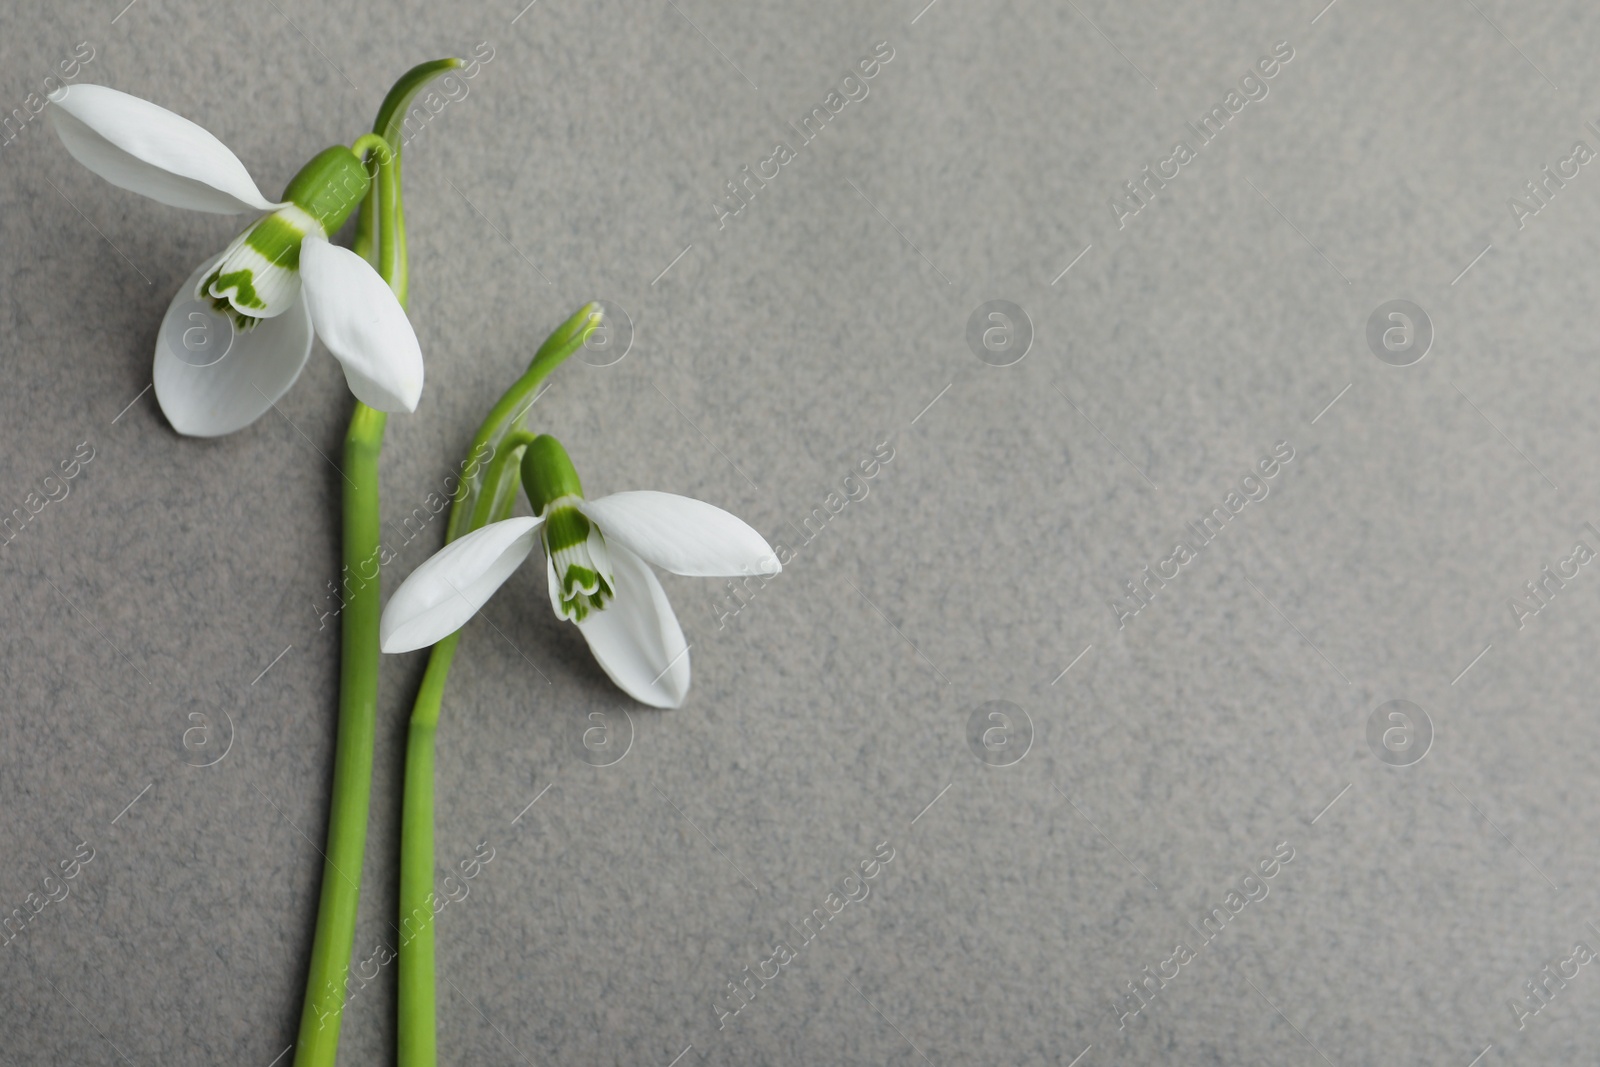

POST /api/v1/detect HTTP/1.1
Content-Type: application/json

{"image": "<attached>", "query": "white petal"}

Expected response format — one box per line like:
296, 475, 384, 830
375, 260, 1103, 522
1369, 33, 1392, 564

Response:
579, 491, 782, 578
573, 542, 690, 708
380, 517, 543, 653
48, 84, 277, 214
153, 254, 313, 437
545, 551, 564, 621
299, 236, 425, 413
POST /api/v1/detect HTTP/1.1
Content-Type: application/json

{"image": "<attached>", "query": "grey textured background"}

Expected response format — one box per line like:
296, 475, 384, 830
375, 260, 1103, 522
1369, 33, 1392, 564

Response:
4, 0, 1600, 1064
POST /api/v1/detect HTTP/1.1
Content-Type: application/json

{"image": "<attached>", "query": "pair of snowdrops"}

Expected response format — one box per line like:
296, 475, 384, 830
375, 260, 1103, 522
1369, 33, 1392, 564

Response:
51, 83, 779, 707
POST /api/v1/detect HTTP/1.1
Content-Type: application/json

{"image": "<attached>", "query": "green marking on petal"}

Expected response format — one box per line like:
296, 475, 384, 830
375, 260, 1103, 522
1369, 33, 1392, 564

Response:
208, 270, 263, 309
543, 501, 614, 621
560, 563, 613, 622
543, 502, 590, 553
199, 265, 265, 330
243, 212, 308, 269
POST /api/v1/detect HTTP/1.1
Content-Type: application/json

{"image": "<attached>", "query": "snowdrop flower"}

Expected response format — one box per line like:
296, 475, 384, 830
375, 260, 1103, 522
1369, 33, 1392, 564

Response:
49, 84, 423, 436
380, 435, 781, 708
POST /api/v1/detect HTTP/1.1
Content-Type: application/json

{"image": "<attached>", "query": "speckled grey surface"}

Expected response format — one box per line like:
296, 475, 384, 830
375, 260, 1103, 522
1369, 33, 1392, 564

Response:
4, 0, 1600, 1064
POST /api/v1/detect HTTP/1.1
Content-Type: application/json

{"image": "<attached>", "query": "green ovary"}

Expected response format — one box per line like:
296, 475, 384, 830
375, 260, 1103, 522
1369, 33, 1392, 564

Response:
281, 145, 372, 235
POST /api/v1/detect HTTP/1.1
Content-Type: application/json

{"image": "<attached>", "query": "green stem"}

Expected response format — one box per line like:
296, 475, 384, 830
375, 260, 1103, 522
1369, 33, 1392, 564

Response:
396, 310, 599, 1067
395, 635, 445, 1067
477, 431, 537, 525
368, 58, 461, 301
352, 57, 459, 297
349, 134, 404, 306
293, 400, 387, 1067
397, 440, 514, 1067
445, 304, 604, 542
293, 59, 460, 1067
349, 133, 387, 275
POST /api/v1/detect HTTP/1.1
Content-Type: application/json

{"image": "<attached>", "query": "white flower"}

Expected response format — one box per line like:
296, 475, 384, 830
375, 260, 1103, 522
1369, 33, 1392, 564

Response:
379, 436, 782, 708
49, 83, 423, 436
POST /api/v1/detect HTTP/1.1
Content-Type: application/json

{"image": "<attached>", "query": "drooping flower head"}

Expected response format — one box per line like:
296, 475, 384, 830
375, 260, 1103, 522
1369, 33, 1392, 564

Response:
49, 84, 424, 435
199, 145, 370, 330
380, 434, 782, 708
